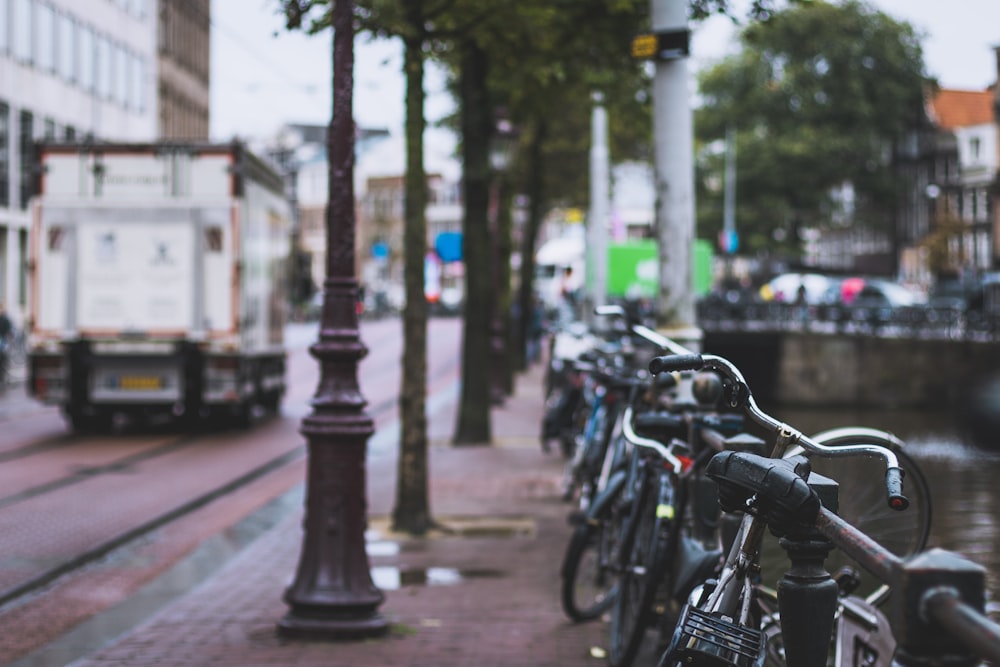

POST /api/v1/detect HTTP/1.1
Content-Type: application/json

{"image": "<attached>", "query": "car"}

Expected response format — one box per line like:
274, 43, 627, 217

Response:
760, 272, 839, 305
839, 278, 925, 308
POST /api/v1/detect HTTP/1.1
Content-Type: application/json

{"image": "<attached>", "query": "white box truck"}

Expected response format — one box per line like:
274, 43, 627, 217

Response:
26, 142, 292, 432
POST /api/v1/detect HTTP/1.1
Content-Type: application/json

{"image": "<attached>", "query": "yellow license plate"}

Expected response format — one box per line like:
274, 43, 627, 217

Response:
119, 376, 164, 391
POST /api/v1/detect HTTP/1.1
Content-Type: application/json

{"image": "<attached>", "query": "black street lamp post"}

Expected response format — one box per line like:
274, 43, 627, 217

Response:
277, 0, 387, 640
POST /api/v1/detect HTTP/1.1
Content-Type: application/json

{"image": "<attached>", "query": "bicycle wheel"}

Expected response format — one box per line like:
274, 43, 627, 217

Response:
609, 468, 674, 667
763, 427, 932, 603
560, 473, 625, 622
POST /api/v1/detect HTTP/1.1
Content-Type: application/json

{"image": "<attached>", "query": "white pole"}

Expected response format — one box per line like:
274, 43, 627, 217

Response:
723, 124, 736, 243
652, 0, 696, 329
589, 92, 610, 310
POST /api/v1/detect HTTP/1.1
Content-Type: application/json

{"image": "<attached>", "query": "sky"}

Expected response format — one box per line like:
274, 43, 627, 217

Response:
209, 0, 1000, 143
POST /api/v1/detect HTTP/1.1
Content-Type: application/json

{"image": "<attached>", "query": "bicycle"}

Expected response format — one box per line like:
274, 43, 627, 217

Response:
646, 352, 932, 667
559, 309, 688, 624
556, 306, 682, 510
560, 363, 684, 622
607, 380, 752, 667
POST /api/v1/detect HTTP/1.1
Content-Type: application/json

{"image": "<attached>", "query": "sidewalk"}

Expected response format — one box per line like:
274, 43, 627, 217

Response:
54, 360, 612, 666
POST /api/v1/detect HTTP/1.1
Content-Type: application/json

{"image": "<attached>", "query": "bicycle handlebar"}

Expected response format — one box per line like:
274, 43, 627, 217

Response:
649, 352, 908, 510
621, 406, 684, 474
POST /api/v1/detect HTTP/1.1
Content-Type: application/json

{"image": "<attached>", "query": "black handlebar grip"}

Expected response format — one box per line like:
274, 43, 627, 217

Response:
885, 467, 909, 511
649, 354, 704, 375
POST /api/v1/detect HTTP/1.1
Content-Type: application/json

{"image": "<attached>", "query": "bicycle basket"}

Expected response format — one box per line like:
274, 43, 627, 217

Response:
659, 604, 766, 667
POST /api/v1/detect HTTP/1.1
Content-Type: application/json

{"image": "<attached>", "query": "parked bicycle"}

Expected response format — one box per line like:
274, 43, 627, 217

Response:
645, 351, 932, 667
559, 308, 680, 622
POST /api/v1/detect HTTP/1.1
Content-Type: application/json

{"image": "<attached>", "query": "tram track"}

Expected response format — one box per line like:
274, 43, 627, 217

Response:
0, 434, 203, 511
0, 319, 462, 612
0, 445, 306, 609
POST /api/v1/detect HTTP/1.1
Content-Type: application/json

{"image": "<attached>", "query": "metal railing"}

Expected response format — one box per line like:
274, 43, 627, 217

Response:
696, 300, 1000, 342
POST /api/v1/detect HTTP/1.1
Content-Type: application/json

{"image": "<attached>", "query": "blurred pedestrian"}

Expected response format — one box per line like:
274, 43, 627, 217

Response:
0, 303, 10, 341
557, 266, 579, 325
0, 304, 11, 384
527, 294, 545, 365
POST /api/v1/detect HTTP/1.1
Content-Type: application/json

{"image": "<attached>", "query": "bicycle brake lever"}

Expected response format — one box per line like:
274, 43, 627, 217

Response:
885, 466, 909, 511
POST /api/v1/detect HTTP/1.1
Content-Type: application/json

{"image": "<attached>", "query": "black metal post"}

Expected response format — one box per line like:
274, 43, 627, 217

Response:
777, 534, 839, 667
278, 0, 387, 639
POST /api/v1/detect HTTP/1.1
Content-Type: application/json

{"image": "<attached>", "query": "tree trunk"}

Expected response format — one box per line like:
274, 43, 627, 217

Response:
516, 119, 548, 373
453, 40, 493, 445
391, 20, 433, 534
496, 173, 515, 395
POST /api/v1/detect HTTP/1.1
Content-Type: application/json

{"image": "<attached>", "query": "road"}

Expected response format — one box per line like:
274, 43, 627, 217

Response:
0, 317, 463, 664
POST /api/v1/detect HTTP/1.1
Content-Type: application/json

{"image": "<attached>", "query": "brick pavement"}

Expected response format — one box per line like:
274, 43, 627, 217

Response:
58, 359, 620, 666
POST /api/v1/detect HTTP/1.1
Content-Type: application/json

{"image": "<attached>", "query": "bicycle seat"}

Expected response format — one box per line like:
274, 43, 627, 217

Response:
672, 535, 723, 601
633, 411, 686, 442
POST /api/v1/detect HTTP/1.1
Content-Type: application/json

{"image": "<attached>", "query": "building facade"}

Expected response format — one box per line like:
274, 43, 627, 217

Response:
0, 0, 210, 328
157, 0, 209, 140
894, 83, 998, 288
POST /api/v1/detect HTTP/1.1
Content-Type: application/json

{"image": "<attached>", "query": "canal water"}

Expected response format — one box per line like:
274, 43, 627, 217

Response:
772, 404, 1000, 603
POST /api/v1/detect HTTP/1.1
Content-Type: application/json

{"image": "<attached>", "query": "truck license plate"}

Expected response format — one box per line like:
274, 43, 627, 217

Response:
118, 376, 164, 391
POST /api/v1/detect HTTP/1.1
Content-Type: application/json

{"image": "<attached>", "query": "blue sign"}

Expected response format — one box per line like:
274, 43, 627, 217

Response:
372, 241, 389, 259
435, 232, 463, 263
718, 229, 738, 254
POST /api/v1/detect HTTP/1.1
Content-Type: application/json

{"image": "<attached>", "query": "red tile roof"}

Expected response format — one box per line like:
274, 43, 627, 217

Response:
928, 88, 995, 129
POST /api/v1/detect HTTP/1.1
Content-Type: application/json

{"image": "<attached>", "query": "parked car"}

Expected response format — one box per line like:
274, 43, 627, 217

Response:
760, 272, 839, 305
844, 278, 925, 308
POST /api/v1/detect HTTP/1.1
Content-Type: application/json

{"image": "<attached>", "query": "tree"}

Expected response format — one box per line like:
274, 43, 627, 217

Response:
694, 0, 928, 262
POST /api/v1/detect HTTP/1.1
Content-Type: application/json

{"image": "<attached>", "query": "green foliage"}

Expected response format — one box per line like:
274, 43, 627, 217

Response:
694, 0, 929, 257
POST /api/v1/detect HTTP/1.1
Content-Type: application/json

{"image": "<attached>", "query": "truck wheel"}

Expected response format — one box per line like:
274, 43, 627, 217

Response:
261, 391, 282, 414
232, 402, 253, 429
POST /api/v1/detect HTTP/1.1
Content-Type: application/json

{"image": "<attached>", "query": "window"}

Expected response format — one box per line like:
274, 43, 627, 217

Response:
43, 117, 54, 139
64, 125, 75, 140
35, 1, 53, 72
129, 53, 145, 112
114, 44, 127, 106
78, 24, 94, 91
0, 0, 9, 54
970, 137, 981, 161
18, 110, 33, 210
0, 102, 9, 208
57, 12, 75, 82
96, 34, 111, 99
13, 0, 32, 64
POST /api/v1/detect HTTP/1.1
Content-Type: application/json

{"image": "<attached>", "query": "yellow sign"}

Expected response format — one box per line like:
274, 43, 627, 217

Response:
631, 33, 658, 59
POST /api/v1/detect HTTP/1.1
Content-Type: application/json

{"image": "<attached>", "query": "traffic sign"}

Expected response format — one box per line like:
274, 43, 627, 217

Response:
630, 29, 691, 61
630, 34, 658, 59
718, 229, 739, 254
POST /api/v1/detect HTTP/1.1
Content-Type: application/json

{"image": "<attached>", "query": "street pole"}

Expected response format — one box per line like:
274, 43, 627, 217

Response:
278, 0, 387, 639
588, 92, 610, 315
652, 0, 697, 333
723, 124, 737, 277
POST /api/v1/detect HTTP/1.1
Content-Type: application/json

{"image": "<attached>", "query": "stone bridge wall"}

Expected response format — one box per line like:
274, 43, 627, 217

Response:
702, 331, 1000, 409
